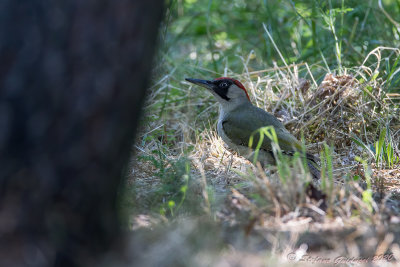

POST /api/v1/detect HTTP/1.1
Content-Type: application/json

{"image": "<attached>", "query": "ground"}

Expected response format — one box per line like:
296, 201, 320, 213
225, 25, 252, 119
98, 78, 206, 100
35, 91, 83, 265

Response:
126, 48, 400, 266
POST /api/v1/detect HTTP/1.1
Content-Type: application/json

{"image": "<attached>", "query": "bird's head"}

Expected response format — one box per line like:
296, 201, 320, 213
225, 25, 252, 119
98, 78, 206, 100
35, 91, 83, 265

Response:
186, 77, 250, 108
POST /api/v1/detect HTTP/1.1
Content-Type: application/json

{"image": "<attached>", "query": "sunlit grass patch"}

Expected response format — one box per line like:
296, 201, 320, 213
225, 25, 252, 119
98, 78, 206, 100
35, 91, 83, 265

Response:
127, 4, 400, 260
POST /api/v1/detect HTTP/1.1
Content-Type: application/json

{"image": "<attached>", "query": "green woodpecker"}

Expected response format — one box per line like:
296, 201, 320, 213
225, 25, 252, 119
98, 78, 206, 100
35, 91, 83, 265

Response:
186, 77, 320, 180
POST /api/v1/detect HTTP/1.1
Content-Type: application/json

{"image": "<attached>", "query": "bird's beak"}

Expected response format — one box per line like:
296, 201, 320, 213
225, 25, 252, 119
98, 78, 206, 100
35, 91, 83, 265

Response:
185, 78, 213, 90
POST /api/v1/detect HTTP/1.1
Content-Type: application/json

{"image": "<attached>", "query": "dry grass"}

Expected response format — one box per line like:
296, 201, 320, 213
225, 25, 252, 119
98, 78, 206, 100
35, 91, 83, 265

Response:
126, 47, 400, 266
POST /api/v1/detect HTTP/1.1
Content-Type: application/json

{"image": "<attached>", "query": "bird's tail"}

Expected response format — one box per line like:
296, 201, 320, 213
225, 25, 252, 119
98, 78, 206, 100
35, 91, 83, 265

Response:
307, 161, 321, 180
306, 153, 320, 180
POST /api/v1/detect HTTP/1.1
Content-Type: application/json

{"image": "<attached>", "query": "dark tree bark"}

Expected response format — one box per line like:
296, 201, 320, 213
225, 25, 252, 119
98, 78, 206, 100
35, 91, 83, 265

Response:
0, 1, 164, 266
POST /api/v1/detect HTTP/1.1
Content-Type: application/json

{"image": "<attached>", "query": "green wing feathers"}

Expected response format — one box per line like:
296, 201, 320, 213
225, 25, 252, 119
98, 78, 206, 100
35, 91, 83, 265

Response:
222, 104, 320, 179
222, 105, 301, 152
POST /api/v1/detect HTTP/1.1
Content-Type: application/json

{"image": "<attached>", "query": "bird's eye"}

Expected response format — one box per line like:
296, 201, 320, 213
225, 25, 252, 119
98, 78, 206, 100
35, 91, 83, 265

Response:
220, 82, 228, 88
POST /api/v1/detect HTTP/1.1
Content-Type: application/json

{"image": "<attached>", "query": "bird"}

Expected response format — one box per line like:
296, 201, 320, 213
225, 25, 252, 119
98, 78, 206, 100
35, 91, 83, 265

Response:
186, 77, 320, 180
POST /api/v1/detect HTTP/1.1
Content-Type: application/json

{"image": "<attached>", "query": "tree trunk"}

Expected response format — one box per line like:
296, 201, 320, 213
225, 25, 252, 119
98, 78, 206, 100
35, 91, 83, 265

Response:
0, 1, 164, 266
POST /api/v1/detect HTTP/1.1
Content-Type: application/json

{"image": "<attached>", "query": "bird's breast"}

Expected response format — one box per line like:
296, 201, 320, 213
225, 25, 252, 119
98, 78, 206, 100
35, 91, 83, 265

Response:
217, 117, 230, 144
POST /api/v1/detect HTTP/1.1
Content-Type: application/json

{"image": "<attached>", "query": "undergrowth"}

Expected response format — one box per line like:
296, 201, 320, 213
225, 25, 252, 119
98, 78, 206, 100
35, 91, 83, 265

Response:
125, 0, 400, 265
129, 45, 400, 224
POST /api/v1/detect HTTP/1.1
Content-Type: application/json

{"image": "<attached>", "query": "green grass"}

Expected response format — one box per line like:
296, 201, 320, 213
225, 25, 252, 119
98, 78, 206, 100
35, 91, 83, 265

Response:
125, 1, 400, 264
352, 126, 400, 169
161, 0, 400, 76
